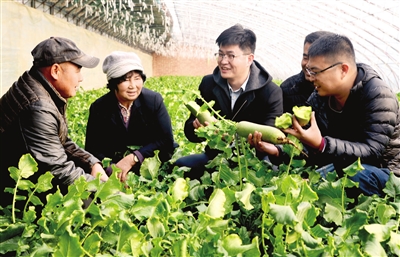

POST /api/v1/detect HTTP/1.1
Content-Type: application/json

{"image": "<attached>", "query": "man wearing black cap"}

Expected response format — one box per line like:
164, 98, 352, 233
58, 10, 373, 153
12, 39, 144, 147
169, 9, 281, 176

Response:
0, 37, 108, 212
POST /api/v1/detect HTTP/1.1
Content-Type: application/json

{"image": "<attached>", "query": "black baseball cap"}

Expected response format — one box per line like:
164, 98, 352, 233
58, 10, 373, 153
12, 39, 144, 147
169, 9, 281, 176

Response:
31, 37, 99, 68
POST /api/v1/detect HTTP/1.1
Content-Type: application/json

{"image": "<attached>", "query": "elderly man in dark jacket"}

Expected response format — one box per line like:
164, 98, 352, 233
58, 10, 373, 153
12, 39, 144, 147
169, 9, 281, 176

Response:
0, 37, 108, 210
175, 24, 283, 180
249, 34, 400, 197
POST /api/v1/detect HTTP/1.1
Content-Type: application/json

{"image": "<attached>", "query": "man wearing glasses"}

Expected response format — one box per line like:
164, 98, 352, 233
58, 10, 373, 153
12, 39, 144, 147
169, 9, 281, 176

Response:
175, 24, 283, 180
280, 31, 334, 113
249, 33, 400, 198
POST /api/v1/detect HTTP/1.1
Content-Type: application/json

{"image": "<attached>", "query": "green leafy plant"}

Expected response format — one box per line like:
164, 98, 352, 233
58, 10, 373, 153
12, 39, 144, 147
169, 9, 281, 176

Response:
1, 76, 399, 256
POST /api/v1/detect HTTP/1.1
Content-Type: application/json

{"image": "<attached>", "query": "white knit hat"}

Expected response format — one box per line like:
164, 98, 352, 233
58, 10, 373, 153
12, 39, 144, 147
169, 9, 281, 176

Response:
102, 51, 144, 81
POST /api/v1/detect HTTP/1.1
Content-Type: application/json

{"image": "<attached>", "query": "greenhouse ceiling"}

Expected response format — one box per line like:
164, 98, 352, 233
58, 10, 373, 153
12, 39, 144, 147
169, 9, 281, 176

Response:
21, 0, 400, 91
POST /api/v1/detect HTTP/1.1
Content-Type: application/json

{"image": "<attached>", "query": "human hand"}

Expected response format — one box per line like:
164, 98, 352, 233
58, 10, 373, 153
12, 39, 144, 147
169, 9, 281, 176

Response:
283, 111, 322, 149
247, 131, 280, 157
115, 154, 136, 182
193, 117, 218, 129
91, 162, 109, 182
193, 118, 203, 129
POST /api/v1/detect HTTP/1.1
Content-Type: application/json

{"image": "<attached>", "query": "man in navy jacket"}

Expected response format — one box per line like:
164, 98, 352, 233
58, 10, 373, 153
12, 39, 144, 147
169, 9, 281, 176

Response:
176, 24, 283, 180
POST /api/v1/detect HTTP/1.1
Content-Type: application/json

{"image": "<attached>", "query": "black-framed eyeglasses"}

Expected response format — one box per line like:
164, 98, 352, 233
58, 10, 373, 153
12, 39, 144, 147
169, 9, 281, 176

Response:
306, 62, 343, 77
214, 53, 250, 61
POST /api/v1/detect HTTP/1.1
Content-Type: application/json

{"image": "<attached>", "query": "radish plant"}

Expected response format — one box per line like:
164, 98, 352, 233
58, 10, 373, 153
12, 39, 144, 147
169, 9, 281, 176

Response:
1, 76, 399, 257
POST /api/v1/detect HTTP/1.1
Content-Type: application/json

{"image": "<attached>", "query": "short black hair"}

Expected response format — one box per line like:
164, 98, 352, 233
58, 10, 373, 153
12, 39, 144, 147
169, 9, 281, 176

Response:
216, 24, 256, 53
107, 70, 147, 91
308, 34, 356, 63
304, 31, 334, 45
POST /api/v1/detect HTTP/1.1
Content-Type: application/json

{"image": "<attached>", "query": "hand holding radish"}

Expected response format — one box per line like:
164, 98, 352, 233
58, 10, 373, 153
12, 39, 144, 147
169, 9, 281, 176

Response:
247, 131, 280, 157
186, 101, 217, 128
283, 111, 323, 149
192, 118, 203, 129
193, 117, 217, 129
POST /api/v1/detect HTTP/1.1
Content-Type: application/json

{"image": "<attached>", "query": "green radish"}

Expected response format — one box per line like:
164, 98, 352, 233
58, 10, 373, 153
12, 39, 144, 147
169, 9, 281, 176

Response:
236, 121, 288, 144
197, 111, 214, 125
185, 101, 215, 125
236, 121, 307, 157
185, 101, 200, 115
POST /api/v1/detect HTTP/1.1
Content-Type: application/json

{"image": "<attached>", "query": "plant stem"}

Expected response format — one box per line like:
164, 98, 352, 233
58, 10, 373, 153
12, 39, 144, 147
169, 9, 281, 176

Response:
12, 179, 20, 224
236, 136, 243, 190
82, 248, 94, 257
239, 136, 250, 179
301, 240, 308, 257
81, 222, 100, 245
24, 186, 38, 218
195, 93, 235, 126
286, 147, 295, 175
341, 175, 347, 213
284, 225, 289, 253
261, 213, 268, 254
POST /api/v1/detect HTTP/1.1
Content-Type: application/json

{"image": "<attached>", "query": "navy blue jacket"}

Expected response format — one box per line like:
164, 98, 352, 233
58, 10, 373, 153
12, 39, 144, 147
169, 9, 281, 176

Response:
280, 71, 315, 113
85, 88, 177, 165
184, 60, 283, 158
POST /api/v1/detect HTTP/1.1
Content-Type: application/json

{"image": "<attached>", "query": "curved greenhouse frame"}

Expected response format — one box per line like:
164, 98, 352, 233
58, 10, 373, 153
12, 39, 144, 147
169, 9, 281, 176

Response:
163, 0, 399, 91
5, 0, 400, 91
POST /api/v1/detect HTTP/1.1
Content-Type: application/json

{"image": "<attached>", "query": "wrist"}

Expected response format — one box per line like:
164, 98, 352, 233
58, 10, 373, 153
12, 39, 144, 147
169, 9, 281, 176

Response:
133, 150, 143, 164
318, 137, 325, 152
132, 153, 139, 163
273, 145, 282, 157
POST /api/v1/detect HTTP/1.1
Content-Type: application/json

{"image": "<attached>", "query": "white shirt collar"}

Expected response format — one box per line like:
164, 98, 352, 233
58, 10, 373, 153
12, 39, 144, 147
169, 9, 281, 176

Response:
228, 74, 250, 92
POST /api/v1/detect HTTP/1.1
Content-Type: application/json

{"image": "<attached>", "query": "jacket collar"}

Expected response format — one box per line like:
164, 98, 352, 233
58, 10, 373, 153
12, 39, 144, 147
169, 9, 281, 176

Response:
350, 63, 380, 93
30, 67, 67, 109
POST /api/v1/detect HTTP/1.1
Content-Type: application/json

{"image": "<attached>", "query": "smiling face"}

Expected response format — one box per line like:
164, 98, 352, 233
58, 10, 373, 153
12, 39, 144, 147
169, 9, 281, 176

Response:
115, 71, 143, 107
217, 44, 254, 89
52, 62, 83, 99
306, 56, 345, 97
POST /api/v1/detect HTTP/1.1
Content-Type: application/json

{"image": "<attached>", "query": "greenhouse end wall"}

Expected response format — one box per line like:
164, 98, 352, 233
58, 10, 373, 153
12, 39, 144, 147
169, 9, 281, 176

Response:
153, 55, 215, 77
0, 1, 153, 96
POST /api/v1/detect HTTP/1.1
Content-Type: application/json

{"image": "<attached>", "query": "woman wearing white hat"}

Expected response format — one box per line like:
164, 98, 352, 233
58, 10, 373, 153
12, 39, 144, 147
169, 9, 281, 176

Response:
85, 51, 177, 182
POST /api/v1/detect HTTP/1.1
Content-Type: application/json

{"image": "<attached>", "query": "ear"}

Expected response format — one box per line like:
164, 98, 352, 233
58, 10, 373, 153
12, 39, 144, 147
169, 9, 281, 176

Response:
247, 53, 255, 66
50, 63, 61, 80
340, 63, 350, 79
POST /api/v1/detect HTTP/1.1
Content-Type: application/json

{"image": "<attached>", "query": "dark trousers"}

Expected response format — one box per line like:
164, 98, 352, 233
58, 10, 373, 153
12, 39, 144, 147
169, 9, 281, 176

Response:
174, 153, 210, 180
317, 163, 390, 197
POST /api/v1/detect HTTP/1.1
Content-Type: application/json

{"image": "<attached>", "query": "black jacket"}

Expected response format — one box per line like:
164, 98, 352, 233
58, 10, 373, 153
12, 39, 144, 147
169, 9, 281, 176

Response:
85, 88, 177, 165
280, 71, 315, 113
305, 63, 400, 175
184, 60, 283, 157
0, 67, 99, 208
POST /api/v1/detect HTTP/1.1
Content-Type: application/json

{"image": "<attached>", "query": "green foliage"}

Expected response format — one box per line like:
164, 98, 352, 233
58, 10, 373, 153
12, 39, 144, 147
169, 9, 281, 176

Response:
2, 76, 400, 256
67, 87, 108, 148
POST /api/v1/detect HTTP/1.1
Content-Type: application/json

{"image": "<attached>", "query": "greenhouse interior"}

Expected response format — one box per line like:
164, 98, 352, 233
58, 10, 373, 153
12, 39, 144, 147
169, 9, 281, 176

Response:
1, 0, 399, 93
1, 1, 400, 257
